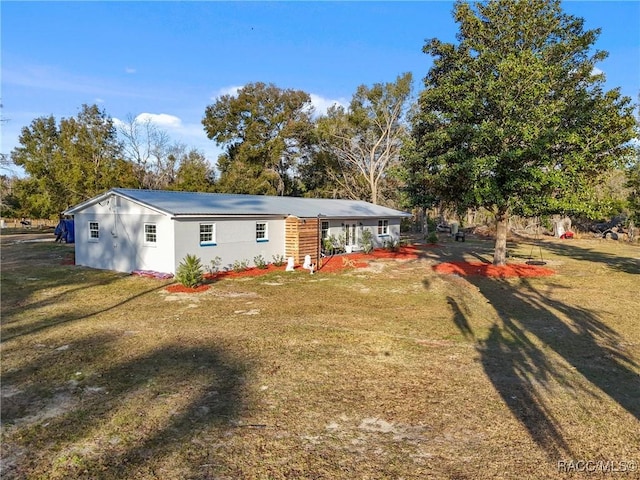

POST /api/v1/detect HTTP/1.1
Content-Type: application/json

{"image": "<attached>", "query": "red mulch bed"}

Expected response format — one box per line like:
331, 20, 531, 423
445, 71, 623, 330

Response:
164, 245, 554, 293
206, 245, 426, 277
363, 245, 424, 260
317, 255, 369, 272
317, 245, 429, 272
205, 263, 289, 279
433, 261, 555, 278
165, 284, 211, 293
164, 246, 425, 293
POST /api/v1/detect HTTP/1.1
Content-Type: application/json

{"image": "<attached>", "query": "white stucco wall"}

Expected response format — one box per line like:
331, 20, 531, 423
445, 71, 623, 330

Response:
73, 194, 174, 273
173, 216, 287, 272
72, 192, 403, 275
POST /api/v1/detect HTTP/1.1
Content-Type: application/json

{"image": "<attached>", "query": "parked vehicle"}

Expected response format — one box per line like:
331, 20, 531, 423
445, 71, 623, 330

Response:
590, 215, 627, 240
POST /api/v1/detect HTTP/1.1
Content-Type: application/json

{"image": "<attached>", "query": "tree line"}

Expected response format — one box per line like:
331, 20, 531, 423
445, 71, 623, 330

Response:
2, 0, 638, 265
3, 72, 414, 216
4, 105, 217, 219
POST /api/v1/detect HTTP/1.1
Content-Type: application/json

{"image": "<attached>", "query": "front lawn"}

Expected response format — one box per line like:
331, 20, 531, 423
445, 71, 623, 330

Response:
1, 232, 638, 479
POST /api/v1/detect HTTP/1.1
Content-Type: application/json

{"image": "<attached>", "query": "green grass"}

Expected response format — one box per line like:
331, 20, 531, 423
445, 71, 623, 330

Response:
1, 232, 639, 479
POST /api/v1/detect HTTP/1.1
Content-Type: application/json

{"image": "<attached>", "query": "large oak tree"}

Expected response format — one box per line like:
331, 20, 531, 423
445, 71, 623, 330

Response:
410, 0, 636, 265
202, 83, 315, 196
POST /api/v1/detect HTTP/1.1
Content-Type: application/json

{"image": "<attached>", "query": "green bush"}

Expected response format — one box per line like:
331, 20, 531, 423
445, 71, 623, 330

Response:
254, 254, 268, 269
384, 238, 400, 252
207, 256, 222, 274
427, 232, 439, 244
323, 237, 335, 255
232, 259, 249, 272
400, 218, 413, 232
359, 228, 374, 254
176, 254, 204, 288
272, 254, 286, 266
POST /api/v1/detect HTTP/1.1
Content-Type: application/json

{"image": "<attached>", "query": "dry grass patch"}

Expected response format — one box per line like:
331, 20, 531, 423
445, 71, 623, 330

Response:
1, 232, 638, 479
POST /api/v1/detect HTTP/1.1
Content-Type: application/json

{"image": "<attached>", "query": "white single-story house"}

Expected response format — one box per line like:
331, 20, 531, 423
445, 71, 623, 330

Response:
62, 188, 412, 274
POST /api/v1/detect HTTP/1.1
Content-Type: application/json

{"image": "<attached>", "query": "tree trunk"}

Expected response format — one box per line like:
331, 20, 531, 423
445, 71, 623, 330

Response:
423, 207, 428, 234
370, 180, 378, 205
493, 209, 509, 266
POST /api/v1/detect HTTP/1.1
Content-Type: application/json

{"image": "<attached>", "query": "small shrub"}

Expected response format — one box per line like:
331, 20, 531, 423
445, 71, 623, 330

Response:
272, 254, 286, 266
359, 229, 374, 254
427, 232, 439, 244
176, 254, 204, 288
322, 237, 335, 255
207, 256, 222, 274
232, 259, 249, 272
254, 254, 268, 269
384, 238, 400, 252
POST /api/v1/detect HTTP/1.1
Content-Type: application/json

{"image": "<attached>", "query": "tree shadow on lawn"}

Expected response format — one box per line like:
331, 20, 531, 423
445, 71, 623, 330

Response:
540, 238, 640, 275
0, 241, 97, 311
442, 275, 639, 460
1, 332, 251, 479
416, 235, 520, 263
1, 282, 169, 343
422, 234, 639, 460
1, 257, 135, 340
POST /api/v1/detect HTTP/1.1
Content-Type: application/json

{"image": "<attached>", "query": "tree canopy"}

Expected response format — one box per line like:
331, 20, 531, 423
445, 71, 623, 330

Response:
169, 149, 216, 192
627, 154, 640, 224
7, 3, 637, 231
409, 0, 637, 264
202, 82, 315, 196
11, 104, 132, 217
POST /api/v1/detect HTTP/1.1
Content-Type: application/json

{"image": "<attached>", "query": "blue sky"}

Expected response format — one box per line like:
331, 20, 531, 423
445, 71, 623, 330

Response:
2, 1, 639, 177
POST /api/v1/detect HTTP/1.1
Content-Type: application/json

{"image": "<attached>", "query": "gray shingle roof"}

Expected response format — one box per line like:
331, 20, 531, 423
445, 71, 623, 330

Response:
67, 189, 411, 218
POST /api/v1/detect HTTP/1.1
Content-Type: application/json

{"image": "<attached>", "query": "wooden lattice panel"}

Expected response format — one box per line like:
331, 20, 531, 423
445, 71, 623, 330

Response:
285, 216, 319, 265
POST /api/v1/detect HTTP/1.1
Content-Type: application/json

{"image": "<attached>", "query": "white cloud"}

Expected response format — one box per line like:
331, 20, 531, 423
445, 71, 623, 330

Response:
309, 93, 347, 116
135, 112, 183, 129
125, 67, 136, 74
211, 85, 244, 100
111, 117, 125, 129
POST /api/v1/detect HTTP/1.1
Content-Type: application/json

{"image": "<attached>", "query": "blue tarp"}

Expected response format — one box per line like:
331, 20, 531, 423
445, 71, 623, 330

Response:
55, 219, 75, 243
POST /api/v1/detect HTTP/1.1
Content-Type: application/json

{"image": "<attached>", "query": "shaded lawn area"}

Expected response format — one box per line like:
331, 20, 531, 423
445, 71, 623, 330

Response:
1, 232, 638, 479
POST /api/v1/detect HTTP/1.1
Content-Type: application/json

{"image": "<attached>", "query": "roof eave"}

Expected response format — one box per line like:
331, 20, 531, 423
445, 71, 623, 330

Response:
111, 189, 173, 216
62, 188, 173, 217
62, 189, 115, 215
171, 213, 287, 219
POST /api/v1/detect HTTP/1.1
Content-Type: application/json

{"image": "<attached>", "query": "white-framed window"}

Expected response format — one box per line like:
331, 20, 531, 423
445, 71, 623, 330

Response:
144, 223, 157, 246
321, 221, 329, 240
200, 223, 216, 246
256, 222, 268, 242
88, 221, 99, 241
377, 219, 389, 236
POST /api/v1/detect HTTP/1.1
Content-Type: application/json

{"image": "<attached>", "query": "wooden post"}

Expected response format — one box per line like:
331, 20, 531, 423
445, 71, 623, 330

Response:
317, 215, 322, 269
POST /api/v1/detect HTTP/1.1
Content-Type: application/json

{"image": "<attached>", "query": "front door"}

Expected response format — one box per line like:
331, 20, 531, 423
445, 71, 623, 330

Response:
345, 223, 357, 248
